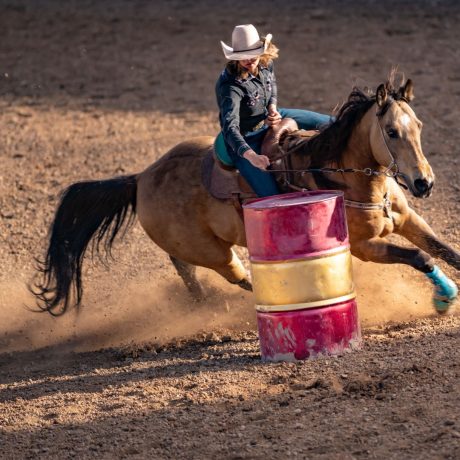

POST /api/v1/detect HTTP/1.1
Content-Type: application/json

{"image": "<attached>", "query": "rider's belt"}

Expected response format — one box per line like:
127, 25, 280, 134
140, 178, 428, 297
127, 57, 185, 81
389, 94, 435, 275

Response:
248, 120, 265, 132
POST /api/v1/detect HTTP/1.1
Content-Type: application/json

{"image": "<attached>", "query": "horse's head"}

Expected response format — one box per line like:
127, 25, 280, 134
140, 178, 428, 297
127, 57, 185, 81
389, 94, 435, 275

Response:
371, 79, 434, 198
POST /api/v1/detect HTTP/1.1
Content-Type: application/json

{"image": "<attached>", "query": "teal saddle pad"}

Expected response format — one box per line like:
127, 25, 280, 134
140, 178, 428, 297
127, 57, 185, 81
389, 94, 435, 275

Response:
214, 132, 234, 167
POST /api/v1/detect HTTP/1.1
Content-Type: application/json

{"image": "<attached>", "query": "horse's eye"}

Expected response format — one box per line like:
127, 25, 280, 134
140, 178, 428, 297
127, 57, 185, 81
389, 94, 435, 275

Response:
387, 128, 399, 139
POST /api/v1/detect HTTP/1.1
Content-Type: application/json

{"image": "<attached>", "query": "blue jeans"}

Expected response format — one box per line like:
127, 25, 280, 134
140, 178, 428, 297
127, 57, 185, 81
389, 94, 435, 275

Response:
234, 108, 332, 197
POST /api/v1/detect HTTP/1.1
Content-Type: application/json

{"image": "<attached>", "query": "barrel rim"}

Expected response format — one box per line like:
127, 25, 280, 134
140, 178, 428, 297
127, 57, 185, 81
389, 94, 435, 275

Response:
243, 190, 345, 210
255, 293, 357, 312
249, 244, 350, 264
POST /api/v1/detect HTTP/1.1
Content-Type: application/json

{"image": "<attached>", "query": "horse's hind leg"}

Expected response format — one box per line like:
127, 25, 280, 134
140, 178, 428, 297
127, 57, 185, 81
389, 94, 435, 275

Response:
184, 239, 252, 292
169, 244, 252, 301
199, 243, 252, 291
220, 248, 252, 292
169, 256, 205, 301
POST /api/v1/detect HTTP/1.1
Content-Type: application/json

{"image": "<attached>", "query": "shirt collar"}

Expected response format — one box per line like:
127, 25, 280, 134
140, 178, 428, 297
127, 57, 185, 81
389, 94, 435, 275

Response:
235, 66, 267, 84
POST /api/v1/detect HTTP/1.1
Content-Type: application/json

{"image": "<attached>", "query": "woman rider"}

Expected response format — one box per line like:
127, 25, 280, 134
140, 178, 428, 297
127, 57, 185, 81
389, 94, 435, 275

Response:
215, 24, 332, 197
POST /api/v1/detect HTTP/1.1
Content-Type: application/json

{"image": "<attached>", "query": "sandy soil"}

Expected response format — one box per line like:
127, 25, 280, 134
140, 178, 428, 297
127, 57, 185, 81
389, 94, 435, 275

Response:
0, 0, 459, 458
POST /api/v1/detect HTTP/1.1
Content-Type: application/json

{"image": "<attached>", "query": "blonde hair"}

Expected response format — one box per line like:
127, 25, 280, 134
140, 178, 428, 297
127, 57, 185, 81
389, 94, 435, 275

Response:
226, 41, 279, 79
260, 41, 279, 66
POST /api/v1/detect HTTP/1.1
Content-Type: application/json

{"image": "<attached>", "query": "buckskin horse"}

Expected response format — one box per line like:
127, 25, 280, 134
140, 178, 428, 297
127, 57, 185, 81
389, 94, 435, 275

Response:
31, 77, 459, 316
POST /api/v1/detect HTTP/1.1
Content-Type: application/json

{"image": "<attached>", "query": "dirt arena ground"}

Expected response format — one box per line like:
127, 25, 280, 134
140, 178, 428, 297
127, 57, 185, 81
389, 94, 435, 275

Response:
1, 0, 459, 458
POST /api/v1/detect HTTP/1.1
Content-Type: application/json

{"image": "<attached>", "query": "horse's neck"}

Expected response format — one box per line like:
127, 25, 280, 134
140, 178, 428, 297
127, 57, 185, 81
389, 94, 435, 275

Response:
322, 112, 388, 202
288, 111, 389, 202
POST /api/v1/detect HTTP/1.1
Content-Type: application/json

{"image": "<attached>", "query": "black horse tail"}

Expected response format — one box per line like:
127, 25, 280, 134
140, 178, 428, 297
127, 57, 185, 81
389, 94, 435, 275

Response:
30, 175, 138, 316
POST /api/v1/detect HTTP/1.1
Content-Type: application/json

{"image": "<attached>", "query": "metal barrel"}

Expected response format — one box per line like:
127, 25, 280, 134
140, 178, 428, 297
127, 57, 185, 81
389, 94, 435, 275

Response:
243, 191, 361, 361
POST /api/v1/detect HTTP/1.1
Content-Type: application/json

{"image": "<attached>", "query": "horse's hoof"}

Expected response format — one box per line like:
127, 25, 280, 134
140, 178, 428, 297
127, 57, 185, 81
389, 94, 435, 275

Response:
433, 297, 456, 315
237, 279, 252, 291
433, 280, 457, 314
426, 265, 458, 314
434, 277, 458, 313
433, 282, 457, 314
235, 278, 253, 292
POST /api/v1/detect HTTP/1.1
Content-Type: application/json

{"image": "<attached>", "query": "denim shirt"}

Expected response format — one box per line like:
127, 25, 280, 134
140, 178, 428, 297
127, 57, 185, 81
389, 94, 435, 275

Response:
215, 63, 277, 160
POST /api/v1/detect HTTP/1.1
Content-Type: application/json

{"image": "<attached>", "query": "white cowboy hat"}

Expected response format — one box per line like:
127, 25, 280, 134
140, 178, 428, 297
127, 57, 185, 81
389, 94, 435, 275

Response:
221, 24, 272, 61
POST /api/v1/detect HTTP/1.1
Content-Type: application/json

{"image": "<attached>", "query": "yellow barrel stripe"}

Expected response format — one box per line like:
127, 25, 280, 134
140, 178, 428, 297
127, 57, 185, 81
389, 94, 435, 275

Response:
256, 292, 357, 312
251, 249, 353, 305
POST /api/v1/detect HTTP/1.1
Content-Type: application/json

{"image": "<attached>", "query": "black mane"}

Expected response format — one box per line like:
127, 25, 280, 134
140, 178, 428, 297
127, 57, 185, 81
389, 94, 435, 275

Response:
286, 79, 410, 188
307, 87, 375, 168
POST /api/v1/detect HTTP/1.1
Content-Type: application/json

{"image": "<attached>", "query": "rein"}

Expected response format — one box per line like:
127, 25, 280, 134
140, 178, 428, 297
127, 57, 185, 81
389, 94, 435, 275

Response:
268, 108, 400, 180
268, 164, 399, 178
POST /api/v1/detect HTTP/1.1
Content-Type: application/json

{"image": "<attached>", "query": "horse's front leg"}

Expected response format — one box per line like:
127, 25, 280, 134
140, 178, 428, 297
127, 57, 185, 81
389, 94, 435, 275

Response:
351, 237, 433, 271
351, 237, 457, 313
393, 208, 459, 312
396, 208, 460, 271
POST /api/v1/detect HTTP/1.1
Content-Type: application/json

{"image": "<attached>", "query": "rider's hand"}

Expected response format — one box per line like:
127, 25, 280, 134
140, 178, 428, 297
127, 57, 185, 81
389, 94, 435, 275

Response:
242, 149, 270, 170
266, 104, 282, 126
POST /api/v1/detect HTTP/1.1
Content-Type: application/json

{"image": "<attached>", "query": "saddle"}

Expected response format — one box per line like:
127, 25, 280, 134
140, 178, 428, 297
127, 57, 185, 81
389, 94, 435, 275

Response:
201, 118, 304, 208
201, 150, 255, 202
266, 124, 320, 192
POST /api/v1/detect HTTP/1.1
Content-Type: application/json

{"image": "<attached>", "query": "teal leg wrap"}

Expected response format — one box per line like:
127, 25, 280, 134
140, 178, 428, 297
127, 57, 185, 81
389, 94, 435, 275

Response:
425, 265, 458, 313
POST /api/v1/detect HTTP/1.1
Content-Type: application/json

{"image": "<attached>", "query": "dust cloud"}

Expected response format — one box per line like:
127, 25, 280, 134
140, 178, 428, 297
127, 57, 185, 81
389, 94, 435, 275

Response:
0, 271, 255, 354
352, 258, 438, 326
0, 257, 444, 355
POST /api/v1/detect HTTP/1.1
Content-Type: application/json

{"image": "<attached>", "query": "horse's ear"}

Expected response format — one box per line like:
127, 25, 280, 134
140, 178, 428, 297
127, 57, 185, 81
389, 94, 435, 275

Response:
399, 79, 414, 102
376, 84, 387, 107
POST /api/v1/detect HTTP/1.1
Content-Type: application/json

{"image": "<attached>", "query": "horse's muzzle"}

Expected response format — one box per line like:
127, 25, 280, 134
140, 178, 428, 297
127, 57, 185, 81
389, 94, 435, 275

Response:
412, 178, 434, 198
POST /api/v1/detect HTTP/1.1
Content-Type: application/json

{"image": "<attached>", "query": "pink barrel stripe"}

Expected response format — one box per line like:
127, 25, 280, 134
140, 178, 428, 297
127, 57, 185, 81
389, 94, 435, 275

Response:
243, 191, 349, 262
256, 299, 361, 361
